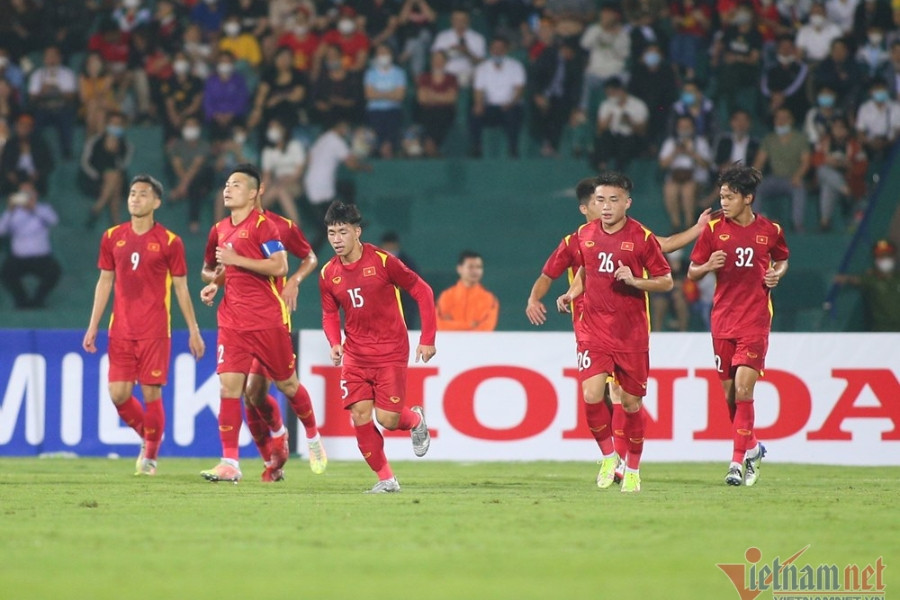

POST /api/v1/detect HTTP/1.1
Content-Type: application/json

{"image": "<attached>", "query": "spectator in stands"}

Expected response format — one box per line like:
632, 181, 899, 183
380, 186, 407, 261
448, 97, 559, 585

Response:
260, 119, 305, 224
181, 24, 213, 80
40, 0, 94, 61
531, 38, 585, 157
380, 230, 421, 329
762, 35, 810, 124
191, 0, 227, 41
431, 9, 487, 88
813, 37, 862, 113
709, 108, 759, 206
659, 114, 712, 231
626, 5, 669, 67
0, 79, 21, 126
668, 0, 712, 79
469, 36, 527, 158
881, 41, 900, 98
436, 250, 500, 331
857, 24, 889, 85
203, 51, 250, 141
364, 44, 407, 159
318, 6, 371, 74
88, 16, 131, 84
397, 0, 437, 78
795, 2, 843, 64
711, 5, 762, 117
629, 42, 679, 150
159, 51, 205, 144
219, 14, 262, 68
152, 0, 184, 55
0, 119, 9, 157
593, 76, 648, 171
301, 121, 369, 251
128, 25, 172, 124
312, 44, 365, 126
167, 115, 214, 233
0, 114, 53, 195
28, 46, 77, 160
855, 78, 900, 162
826, 0, 857, 34
228, 0, 269, 39
811, 115, 868, 231
775, 0, 813, 28
0, 48, 27, 98
248, 46, 307, 135
0, 0, 41, 61
81, 111, 133, 230
360, 0, 400, 50
113, 0, 152, 34
212, 123, 255, 224
578, 1, 630, 115
0, 182, 61, 310
851, 0, 892, 47
753, 107, 811, 232
276, 8, 320, 73
78, 52, 118, 138
415, 50, 458, 157
669, 78, 717, 144
835, 239, 900, 330
482, 0, 531, 35
803, 83, 844, 144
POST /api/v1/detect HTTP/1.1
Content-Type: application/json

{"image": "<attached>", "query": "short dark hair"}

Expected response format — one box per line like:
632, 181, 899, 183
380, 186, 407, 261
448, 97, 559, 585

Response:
575, 177, 598, 205
457, 250, 482, 265
381, 230, 400, 244
324, 201, 362, 227
229, 163, 261, 190
730, 108, 751, 120
594, 170, 633, 194
717, 164, 762, 198
130, 174, 164, 199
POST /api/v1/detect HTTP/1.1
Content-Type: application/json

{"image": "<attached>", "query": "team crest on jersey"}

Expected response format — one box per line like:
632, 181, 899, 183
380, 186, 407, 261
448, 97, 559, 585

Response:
747, 352, 758, 359
332, 276, 342, 284
239, 230, 249, 238
389, 396, 401, 404
756, 235, 768, 245
363, 266, 376, 277
719, 234, 731, 241
151, 369, 162, 377
620, 241, 634, 251
584, 240, 595, 247
116, 240, 126, 247
147, 243, 160, 252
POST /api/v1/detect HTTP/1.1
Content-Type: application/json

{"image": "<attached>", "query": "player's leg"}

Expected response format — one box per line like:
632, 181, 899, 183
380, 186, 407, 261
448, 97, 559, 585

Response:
349, 388, 399, 493
371, 365, 429, 457
608, 381, 628, 481
246, 369, 288, 481
107, 338, 145, 439
714, 337, 745, 486
583, 367, 618, 489
614, 352, 651, 494
274, 373, 328, 475
728, 337, 768, 486
133, 338, 171, 475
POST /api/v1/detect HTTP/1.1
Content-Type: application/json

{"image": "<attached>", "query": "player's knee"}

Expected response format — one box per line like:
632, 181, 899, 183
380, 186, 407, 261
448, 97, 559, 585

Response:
376, 412, 400, 431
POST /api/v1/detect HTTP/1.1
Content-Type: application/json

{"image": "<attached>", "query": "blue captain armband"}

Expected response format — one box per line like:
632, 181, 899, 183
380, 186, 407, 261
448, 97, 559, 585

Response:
261, 240, 286, 257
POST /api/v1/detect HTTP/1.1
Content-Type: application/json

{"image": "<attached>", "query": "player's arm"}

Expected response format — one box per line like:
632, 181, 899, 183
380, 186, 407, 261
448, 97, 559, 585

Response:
83, 270, 114, 353
319, 275, 344, 366
526, 274, 554, 325
764, 259, 789, 288
688, 251, 727, 280
216, 244, 288, 277
172, 275, 205, 359
281, 248, 318, 311
557, 266, 585, 313
657, 208, 714, 253
389, 257, 437, 362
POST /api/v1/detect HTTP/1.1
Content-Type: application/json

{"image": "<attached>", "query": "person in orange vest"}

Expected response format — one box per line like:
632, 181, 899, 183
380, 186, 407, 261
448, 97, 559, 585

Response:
436, 250, 499, 331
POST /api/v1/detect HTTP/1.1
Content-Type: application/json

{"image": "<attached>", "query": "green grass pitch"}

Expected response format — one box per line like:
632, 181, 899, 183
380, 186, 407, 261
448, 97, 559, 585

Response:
0, 458, 896, 600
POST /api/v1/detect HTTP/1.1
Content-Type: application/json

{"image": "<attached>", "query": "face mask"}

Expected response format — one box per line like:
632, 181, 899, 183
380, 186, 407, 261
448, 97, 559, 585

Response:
876, 257, 895, 273
338, 19, 355, 35
106, 124, 124, 137
817, 94, 835, 107
204, 0, 216, 4
327, 60, 342, 72
775, 124, 791, 135
680, 91, 696, 106
266, 128, 283, 143
124, 0, 140, 9
869, 33, 883, 46
492, 55, 505, 66
809, 14, 825, 27
678, 131, 692, 140
643, 51, 661, 67
173, 60, 190, 76
233, 131, 246, 145
224, 22, 240, 37
0, 56, 8, 69
217, 62, 234, 77
733, 11, 751, 25
183, 126, 201, 141
294, 25, 308, 36
873, 90, 889, 103
777, 54, 794, 65
375, 55, 391, 68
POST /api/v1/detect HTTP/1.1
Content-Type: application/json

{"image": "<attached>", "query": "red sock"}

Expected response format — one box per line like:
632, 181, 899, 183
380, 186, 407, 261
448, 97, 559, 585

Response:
288, 385, 319, 438
624, 407, 646, 470
397, 406, 422, 431
143, 400, 165, 460
256, 394, 284, 433
611, 403, 628, 459
584, 402, 615, 456
115, 397, 144, 438
728, 400, 757, 449
732, 399, 755, 463
218, 397, 242, 461
354, 421, 393, 480
245, 403, 272, 462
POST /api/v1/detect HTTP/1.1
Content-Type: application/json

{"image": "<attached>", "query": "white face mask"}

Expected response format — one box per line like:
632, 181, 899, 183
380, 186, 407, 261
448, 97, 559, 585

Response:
173, 60, 190, 75
233, 131, 247, 145
809, 14, 825, 27
217, 62, 234, 77
375, 55, 391, 68
123, 0, 141, 9
876, 257, 895, 273
869, 33, 884, 46
338, 19, 355, 35
266, 128, 283, 143
294, 24, 309, 36
224, 22, 241, 37
183, 126, 201, 141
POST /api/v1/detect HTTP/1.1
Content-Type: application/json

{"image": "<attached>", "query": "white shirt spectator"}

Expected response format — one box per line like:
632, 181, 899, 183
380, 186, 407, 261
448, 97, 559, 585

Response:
431, 28, 486, 87
303, 130, 350, 204
262, 140, 306, 179
659, 135, 712, 182
580, 24, 630, 79
795, 21, 843, 62
728, 135, 750, 164
825, 0, 859, 34
27, 64, 77, 98
856, 99, 900, 140
0, 200, 58, 257
598, 94, 648, 136
473, 57, 526, 106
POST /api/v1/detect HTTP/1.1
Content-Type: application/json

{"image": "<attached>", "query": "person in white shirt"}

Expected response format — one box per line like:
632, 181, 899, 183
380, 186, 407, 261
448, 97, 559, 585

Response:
825, 0, 858, 34
469, 36, 526, 158
659, 114, 712, 231
578, 2, 630, 113
430, 10, 486, 88
795, 3, 842, 63
301, 121, 369, 250
261, 119, 305, 224
27, 45, 78, 159
855, 79, 900, 162
592, 76, 648, 171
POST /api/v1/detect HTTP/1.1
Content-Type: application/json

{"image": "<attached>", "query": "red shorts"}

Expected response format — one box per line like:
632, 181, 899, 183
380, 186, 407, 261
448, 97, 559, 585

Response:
340, 363, 407, 413
108, 337, 170, 385
712, 336, 768, 381
248, 358, 270, 379
217, 327, 296, 381
578, 344, 649, 397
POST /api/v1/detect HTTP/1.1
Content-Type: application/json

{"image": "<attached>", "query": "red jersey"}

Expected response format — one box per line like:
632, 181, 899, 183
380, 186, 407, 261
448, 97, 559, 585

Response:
689, 213, 789, 338
98, 222, 186, 340
263, 209, 313, 266
277, 32, 320, 72
320, 30, 370, 67
319, 243, 436, 366
575, 217, 671, 352
541, 231, 589, 344
204, 210, 288, 332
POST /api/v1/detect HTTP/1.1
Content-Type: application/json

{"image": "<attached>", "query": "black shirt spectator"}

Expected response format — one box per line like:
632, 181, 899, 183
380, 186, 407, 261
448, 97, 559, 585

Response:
0, 113, 53, 195
629, 42, 679, 148
531, 39, 585, 156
